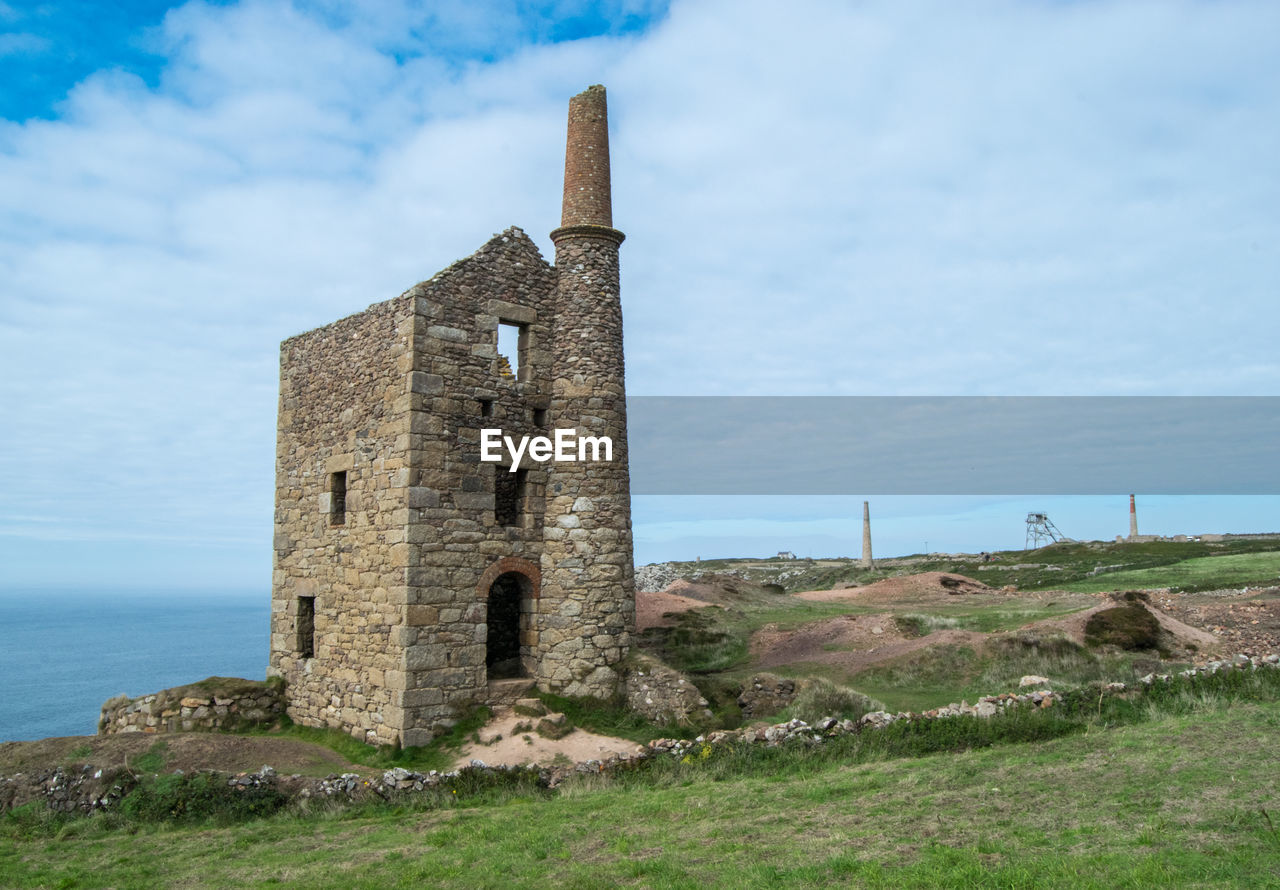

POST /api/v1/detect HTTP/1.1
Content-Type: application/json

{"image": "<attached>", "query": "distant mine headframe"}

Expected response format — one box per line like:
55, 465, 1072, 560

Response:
1025, 512, 1073, 549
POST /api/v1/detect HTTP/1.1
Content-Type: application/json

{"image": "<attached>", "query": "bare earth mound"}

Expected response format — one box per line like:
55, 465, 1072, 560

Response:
636, 588, 715, 631
750, 612, 989, 674
0, 733, 369, 778
795, 572, 994, 604
1027, 600, 1218, 654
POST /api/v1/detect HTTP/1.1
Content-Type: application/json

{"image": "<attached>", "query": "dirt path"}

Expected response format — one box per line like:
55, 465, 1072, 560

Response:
449, 709, 643, 769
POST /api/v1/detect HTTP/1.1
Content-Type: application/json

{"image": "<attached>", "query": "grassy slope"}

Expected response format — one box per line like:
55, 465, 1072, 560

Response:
1057, 551, 1280, 594
4, 701, 1279, 888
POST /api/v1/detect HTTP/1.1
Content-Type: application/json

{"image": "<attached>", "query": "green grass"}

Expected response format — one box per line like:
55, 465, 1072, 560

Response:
5, 672, 1279, 887
131, 739, 170, 773
1057, 550, 1280, 593
847, 636, 1178, 713
251, 706, 493, 774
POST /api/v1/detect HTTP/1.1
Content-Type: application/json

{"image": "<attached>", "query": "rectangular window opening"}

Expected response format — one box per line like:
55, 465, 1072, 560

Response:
297, 596, 315, 659
496, 322, 528, 381
479, 397, 494, 418
330, 471, 347, 526
532, 407, 546, 426
494, 467, 528, 527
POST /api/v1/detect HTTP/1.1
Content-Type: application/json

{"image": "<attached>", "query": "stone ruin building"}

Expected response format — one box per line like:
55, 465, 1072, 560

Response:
268, 86, 635, 747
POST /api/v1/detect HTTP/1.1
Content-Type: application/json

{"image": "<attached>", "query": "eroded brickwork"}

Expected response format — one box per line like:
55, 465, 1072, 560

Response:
270, 85, 634, 745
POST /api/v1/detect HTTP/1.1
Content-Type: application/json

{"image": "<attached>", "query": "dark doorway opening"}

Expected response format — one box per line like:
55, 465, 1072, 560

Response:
486, 572, 529, 679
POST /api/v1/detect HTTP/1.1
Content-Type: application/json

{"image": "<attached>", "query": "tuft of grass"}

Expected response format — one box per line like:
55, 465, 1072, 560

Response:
895, 613, 959, 637
130, 739, 169, 774
783, 678, 882, 724
536, 692, 698, 743
637, 609, 749, 674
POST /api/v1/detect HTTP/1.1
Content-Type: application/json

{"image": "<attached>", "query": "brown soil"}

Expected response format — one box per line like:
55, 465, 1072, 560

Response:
0, 733, 368, 778
754, 574, 1230, 678
750, 612, 989, 674
636, 588, 716, 630
794, 572, 995, 605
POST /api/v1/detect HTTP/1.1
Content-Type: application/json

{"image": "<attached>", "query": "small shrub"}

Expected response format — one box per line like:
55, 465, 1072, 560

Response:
789, 678, 882, 723
896, 614, 960, 638
1085, 604, 1160, 651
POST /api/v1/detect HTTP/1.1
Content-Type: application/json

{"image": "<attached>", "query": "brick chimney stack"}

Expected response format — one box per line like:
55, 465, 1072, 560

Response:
559, 84, 614, 229
1129, 494, 1138, 540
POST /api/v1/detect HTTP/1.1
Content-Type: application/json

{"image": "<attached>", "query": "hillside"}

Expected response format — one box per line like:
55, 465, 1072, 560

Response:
5, 694, 1279, 887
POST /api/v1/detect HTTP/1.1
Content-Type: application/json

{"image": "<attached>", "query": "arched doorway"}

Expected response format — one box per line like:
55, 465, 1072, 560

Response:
477, 557, 540, 682
486, 572, 529, 678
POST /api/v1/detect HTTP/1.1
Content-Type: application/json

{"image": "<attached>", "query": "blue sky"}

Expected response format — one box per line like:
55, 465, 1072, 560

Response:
2, 0, 1278, 590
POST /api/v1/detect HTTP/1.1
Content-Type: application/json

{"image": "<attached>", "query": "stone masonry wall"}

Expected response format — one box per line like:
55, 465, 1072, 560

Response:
269, 85, 635, 746
399, 228, 558, 746
539, 228, 633, 697
99, 678, 284, 735
270, 294, 414, 746
537, 85, 634, 699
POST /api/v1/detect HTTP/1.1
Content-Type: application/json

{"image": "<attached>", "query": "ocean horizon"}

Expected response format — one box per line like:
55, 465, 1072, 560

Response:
0, 588, 269, 743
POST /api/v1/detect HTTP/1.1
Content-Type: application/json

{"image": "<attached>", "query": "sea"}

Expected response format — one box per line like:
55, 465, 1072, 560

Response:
0, 589, 268, 742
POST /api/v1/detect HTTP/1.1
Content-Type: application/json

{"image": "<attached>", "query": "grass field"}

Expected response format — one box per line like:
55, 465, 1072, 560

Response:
5, 687, 1279, 887
1056, 551, 1280, 594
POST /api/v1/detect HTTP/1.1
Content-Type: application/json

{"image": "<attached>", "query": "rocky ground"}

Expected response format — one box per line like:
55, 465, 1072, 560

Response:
1149, 587, 1280, 656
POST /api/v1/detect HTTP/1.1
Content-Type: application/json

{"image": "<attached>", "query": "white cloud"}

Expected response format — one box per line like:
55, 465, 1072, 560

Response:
1, 0, 1278, 583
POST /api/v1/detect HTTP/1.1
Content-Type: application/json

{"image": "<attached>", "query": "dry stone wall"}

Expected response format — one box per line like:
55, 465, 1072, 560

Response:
99, 678, 284, 735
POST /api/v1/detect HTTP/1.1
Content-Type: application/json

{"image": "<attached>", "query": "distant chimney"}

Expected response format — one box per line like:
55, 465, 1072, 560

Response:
861, 501, 874, 569
1129, 494, 1138, 540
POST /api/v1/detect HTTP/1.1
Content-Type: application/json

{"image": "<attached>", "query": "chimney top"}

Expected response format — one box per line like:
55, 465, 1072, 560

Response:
559, 84, 613, 229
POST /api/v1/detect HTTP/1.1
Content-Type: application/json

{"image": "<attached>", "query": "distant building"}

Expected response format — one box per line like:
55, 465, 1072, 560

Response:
776, 551, 797, 560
